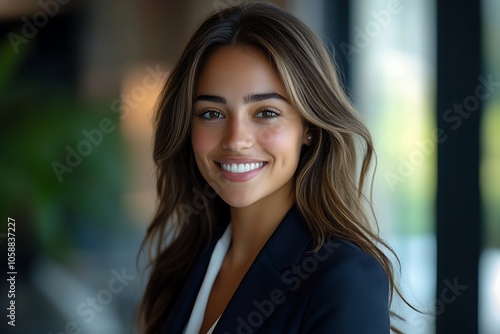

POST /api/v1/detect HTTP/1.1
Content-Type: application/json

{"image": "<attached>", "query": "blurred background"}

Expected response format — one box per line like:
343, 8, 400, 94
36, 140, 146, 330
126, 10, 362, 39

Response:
0, 0, 498, 333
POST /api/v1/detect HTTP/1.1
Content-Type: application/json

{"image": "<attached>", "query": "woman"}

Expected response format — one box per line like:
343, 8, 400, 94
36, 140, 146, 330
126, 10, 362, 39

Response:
138, 2, 404, 333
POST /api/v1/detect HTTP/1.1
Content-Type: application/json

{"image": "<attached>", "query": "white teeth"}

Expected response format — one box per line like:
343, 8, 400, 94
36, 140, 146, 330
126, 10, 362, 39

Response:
220, 162, 264, 173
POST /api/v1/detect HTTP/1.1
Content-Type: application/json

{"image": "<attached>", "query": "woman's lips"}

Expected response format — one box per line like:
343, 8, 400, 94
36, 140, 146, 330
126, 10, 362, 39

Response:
215, 161, 267, 182
219, 162, 266, 173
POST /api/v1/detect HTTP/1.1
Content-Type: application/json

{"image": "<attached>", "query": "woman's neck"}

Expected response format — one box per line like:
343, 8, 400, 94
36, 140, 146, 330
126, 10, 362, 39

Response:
227, 189, 294, 267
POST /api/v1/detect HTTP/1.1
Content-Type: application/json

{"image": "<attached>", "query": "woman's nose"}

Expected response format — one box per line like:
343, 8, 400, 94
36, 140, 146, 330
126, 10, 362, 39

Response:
221, 117, 253, 151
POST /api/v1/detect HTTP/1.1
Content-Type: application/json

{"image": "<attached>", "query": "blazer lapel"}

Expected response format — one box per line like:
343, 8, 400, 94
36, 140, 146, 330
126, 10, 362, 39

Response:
160, 223, 229, 334
213, 205, 312, 333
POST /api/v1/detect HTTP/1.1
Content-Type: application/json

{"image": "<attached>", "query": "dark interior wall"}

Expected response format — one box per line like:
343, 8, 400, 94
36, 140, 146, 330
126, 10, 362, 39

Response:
436, 0, 482, 333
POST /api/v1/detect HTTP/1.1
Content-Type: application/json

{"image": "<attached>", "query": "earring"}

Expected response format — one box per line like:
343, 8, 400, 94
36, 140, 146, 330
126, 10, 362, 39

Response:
307, 135, 312, 141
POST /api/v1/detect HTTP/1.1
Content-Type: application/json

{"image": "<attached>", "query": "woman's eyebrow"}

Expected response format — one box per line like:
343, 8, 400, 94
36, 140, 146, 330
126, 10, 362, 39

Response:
194, 95, 226, 104
243, 92, 288, 104
194, 92, 288, 104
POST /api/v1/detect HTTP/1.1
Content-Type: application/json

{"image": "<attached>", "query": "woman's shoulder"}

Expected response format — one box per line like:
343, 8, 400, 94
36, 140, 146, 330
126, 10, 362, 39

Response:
292, 238, 391, 332
271, 205, 388, 286
306, 238, 389, 287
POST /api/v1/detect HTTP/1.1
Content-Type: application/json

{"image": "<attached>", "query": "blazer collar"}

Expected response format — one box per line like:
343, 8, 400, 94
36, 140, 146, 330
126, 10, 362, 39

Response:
161, 205, 312, 333
214, 205, 311, 333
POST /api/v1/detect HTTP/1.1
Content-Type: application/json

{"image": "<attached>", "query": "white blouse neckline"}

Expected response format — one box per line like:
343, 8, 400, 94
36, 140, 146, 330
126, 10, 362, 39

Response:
183, 223, 232, 334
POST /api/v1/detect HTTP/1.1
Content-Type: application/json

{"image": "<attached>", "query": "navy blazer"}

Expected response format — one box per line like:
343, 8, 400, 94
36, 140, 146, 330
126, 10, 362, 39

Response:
160, 206, 390, 333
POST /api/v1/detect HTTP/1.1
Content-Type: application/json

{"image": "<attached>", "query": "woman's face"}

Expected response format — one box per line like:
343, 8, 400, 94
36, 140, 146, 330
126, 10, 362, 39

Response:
191, 46, 309, 208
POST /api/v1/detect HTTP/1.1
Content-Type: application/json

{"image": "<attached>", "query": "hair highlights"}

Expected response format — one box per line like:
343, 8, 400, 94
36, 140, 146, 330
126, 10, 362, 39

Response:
137, 3, 409, 333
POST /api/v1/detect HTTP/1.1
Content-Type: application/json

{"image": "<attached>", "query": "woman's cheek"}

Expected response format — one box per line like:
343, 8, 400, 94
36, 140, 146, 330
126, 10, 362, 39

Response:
191, 127, 217, 156
258, 123, 303, 154
256, 123, 287, 146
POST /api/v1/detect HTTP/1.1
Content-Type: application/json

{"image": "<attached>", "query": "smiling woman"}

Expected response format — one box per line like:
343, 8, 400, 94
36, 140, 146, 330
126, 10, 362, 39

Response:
137, 3, 407, 334
192, 46, 307, 209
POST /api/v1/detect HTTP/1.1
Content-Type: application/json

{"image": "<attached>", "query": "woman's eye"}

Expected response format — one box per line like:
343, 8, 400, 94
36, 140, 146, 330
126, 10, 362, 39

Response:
198, 110, 224, 120
255, 109, 280, 119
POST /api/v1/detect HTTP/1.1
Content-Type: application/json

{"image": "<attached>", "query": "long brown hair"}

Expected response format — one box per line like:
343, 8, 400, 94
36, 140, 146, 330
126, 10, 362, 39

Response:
137, 3, 408, 333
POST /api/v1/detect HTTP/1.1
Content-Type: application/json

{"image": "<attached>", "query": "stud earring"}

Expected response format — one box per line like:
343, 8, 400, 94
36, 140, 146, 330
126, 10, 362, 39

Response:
307, 135, 312, 141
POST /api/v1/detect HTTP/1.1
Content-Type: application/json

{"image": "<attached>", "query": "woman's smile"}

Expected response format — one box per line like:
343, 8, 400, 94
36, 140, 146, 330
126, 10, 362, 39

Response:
218, 161, 266, 174
191, 46, 309, 208
215, 159, 268, 182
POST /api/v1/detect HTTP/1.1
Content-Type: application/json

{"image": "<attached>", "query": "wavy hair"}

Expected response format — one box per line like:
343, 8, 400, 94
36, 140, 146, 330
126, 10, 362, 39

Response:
137, 3, 409, 333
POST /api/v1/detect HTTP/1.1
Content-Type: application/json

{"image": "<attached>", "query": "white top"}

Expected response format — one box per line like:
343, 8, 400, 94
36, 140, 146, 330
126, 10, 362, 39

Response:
183, 224, 232, 334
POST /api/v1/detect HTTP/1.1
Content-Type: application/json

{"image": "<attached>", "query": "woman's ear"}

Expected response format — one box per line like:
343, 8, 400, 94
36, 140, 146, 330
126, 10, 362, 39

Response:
303, 131, 313, 145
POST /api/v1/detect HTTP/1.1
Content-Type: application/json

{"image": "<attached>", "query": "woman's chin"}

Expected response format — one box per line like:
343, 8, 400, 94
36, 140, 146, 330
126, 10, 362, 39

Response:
218, 193, 258, 209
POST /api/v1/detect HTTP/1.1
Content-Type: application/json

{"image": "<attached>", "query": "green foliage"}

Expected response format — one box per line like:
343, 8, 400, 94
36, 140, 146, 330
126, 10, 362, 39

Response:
0, 39, 126, 261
